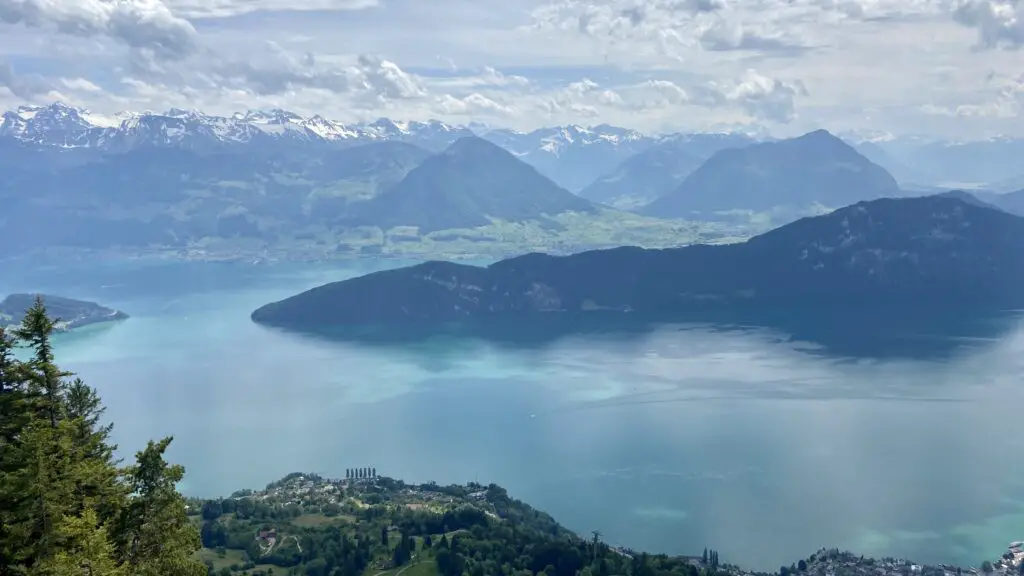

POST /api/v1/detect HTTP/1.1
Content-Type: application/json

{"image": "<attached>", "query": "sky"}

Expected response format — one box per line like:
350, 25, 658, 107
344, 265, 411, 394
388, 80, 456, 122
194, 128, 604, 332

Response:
0, 0, 1022, 138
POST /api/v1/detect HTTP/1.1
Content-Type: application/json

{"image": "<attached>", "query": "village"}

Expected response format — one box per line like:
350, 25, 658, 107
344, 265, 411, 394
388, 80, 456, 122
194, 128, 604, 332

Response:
791, 544, 1024, 576
241, 471, 493, 514
196, 472, 1024, 576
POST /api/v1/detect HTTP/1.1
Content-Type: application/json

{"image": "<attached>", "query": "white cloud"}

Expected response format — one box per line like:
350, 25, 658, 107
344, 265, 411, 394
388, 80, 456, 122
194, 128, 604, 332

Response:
164, 0, 379, 19
0, 0, 1021, 137
717, 69, 808, 123
952, 0, 1024, 49
436, 93, 516, 117
0, 59, 53, 98
0, 0, 198, 59
921, 70, 1024, 117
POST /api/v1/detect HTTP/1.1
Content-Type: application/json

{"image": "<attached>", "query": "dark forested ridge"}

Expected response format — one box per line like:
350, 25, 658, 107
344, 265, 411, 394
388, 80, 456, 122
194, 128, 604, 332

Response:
251, 194, 1024, 329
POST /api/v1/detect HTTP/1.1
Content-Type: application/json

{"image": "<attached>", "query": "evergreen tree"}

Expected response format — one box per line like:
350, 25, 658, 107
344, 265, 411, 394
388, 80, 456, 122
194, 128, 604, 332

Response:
114, 438, 206, 576
0, 326, 32, 572
34, 504, 125, 576
392, 532, 411, 566
0, 304, 204, 576
14, 298, 68, 427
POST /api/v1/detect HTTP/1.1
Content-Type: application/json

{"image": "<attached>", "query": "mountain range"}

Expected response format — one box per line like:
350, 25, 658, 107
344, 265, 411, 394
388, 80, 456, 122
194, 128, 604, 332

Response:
4, 102, 1024, 261
0, 103, 652, 193
4, 102, 1024, 192
250, 194, 1024, 331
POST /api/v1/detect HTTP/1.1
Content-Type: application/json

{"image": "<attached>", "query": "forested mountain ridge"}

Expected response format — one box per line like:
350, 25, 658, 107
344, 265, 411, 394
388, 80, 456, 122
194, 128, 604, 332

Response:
251, 194, 1024, 329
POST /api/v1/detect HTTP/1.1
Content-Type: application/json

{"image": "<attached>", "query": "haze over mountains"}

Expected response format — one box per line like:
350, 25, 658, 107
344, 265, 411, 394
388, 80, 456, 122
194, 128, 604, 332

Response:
641, 130, 901, 219
3, 102, 1024, 261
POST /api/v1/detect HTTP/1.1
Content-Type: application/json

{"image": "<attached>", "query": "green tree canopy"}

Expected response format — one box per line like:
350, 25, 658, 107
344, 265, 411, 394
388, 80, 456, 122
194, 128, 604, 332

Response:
0, 298, 205, 575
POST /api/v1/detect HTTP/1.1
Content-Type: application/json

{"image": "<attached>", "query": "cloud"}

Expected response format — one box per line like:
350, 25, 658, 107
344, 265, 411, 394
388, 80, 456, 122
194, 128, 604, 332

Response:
536, 78, 624, 118
615, 79, 690, 109
527, 0, 727, 62
0, 0, 1020, 139
436, 93, 515, 116
0, 59, 54, 99
807, 0, 949, 20
0, 0, 198, 59
164, 0, 379, 19
711, 69, 808, 123
530, 70, 804, 125
922, 70, 1024, 117
183, 46, 429, 107
698, 19, 811, 52
952, 0, 1024, 49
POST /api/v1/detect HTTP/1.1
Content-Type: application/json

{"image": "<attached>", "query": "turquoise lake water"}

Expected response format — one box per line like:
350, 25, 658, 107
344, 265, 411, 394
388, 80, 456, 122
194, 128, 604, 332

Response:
2, 257, 1023, 571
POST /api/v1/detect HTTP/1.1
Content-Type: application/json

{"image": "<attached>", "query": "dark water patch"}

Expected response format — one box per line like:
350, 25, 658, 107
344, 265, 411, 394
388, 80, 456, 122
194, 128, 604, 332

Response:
255, 305, 1024, 362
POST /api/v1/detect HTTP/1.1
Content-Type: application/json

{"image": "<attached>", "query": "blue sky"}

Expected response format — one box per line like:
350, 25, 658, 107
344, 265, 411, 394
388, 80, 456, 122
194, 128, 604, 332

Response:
0, 0, 1022, 138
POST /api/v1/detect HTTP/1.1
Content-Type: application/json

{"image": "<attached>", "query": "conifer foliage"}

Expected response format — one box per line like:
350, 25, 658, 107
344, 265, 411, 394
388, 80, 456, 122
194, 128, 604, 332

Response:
0, 297, 205, 576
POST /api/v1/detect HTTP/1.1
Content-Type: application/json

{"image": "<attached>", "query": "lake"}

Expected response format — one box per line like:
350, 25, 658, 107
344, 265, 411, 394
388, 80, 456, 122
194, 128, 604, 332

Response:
2, 257, 1023, 571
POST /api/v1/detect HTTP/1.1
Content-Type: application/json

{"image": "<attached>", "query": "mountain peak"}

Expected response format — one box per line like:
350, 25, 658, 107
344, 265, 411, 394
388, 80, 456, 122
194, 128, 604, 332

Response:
797, 128, 836, 140
351, 134, 595, 233
443, 135, 507, 157
643, 128, 899, 218
789, 129, 851, 150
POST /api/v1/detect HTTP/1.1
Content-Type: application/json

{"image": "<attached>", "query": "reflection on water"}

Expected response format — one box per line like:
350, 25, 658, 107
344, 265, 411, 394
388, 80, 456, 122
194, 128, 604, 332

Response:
268, 304, 1024, 362
2, 259, 1024, 571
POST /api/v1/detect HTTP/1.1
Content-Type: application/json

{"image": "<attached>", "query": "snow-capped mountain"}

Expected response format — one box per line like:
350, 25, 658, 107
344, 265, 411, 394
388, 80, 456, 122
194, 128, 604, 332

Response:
478, 123, 654, 191
0, 103, 467, 151
0, 102, 662, 190
0, 102, 654, 153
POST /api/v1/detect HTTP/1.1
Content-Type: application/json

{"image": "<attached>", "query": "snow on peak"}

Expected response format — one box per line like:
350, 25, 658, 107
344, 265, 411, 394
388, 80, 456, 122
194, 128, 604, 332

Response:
0, 102, 658, 156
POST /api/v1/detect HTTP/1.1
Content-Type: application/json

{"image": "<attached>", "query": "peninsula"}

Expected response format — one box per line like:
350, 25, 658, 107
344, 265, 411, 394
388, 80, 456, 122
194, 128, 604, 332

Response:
0, 293, 128, 332
250, 194, 1024, 330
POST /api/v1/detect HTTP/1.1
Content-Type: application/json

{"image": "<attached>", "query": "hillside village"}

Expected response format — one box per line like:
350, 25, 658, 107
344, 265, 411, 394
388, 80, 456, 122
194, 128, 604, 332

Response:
187, 473, 1024, 576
